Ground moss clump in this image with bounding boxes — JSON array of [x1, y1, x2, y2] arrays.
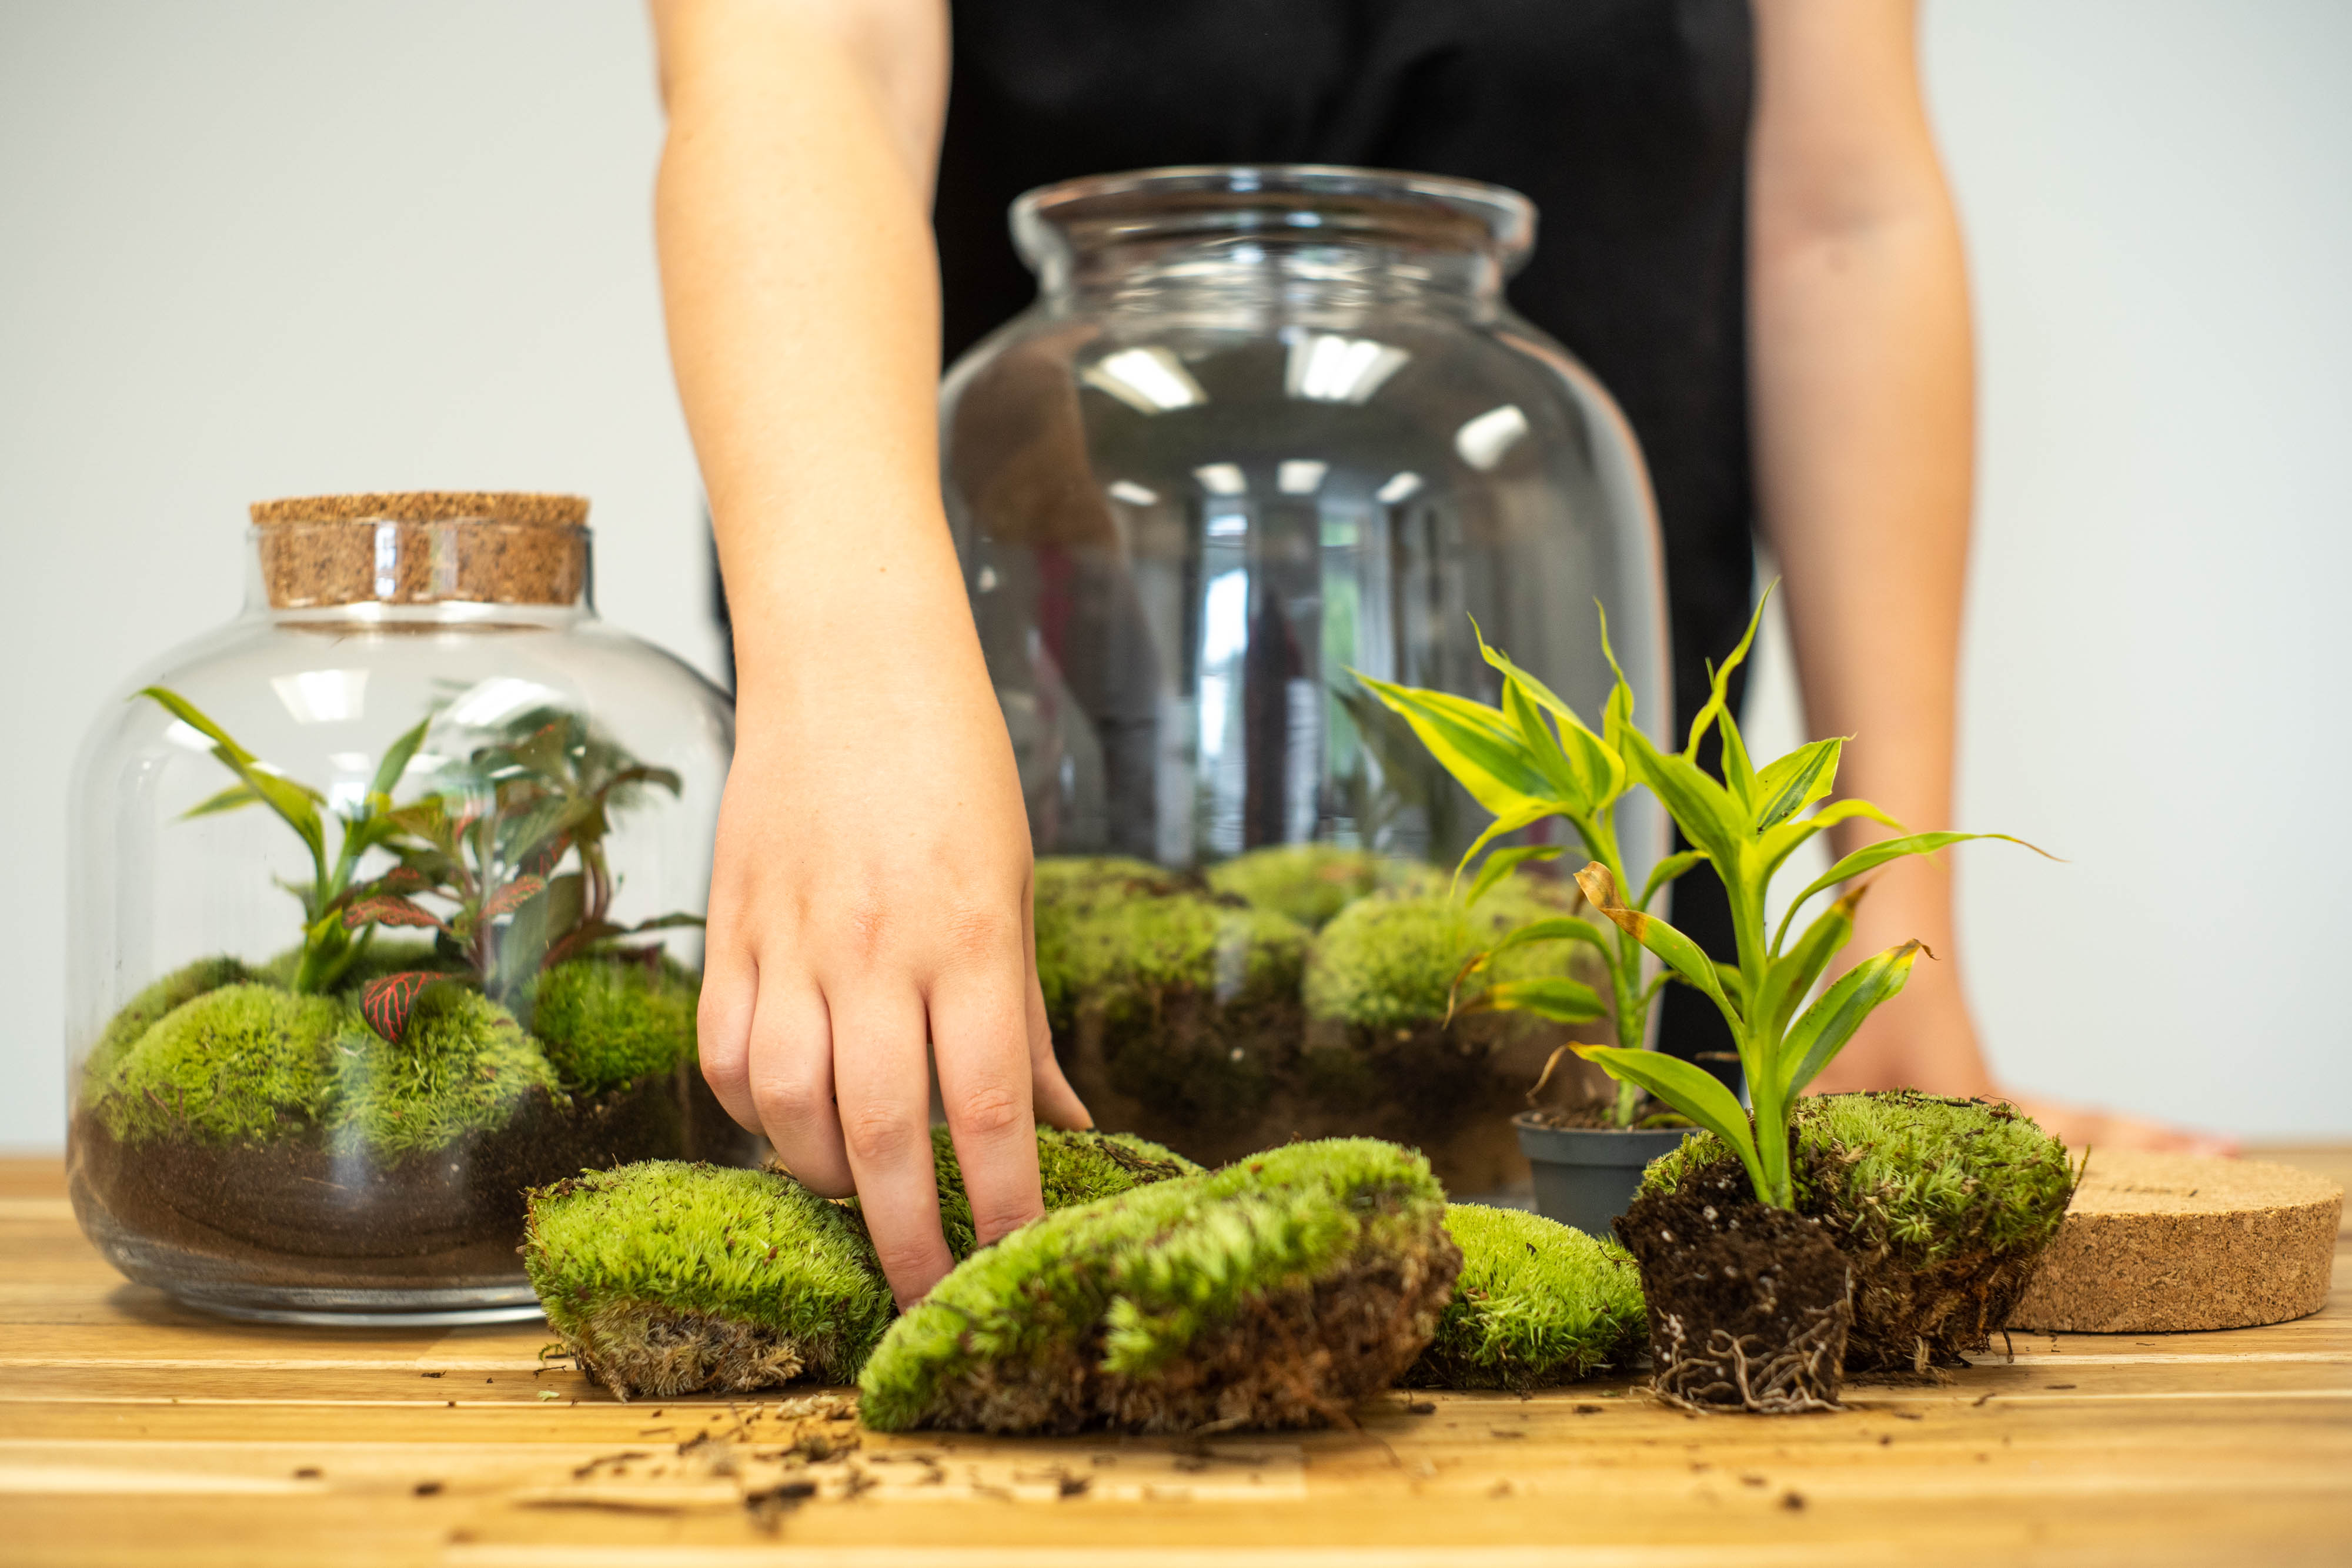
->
[[1205, 845, 1444, 931], [858, 1137, 1460, 1435], [1302, 882, 1579, 1029], [1405, 1205, 1647, 1391], [91, 983, 349, 1146], [525, 1161, 893, 1400], [922, 1125, 1201, 1259], [81, 955, 256, 1094], [532, 958, 699, 1094], [1641, 1092, 2077, 1370], [1033, 857, 1311, 1141], [325, 987, 560, 1158]]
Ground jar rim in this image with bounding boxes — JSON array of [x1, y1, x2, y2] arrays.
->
[[1011, 164, 1536, 273]]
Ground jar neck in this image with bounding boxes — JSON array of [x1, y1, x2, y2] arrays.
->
[[1037, 233, 1509, 321], [1014, 166, 1534, 325]]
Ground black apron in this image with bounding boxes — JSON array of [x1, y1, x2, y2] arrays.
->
[[933, 0, 1758, 1076]]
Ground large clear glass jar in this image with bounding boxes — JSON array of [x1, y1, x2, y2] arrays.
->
[[65, 493, 747, 1323], [943, 167, 1672, 1191]]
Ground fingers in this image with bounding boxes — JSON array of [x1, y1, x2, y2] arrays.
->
[[1025, 972, 1093, 1131], [694, 938, 761, 1136], [830, 985, 955, 1307], [745, 977, 854, 1197], [930, 955, 1044, 1252]]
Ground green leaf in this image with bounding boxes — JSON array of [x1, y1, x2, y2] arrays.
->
[[1353, 672, 1559, 815], [1465, 844, 1562, 909], [1755, 881, 1870, 1041], [138, 687, 325, 863], [1619, 724, 1748, 867], [1502, 677, 1589, 808], [1451, 797, 1566, 890], [181, 782, 262, 820], [1477, 977, 1607, 1025], [1575, 1045, 1759, 1174], [1774, 828, 2056, 949], [1778, 940, 1928, 1099], [626, 912, 707, 932], [1716, 708, 1759, 814], [1749, 737, 1842, 831], [365, 716, 433, 811], [1636, 849, 1709, 911], [1682, 587, 1769, 759], [1754, 797, 1907, 889], [1455, 915, 1615, 992], [1473, 618, 1626, 808], [1596, 601, 1639, 761], [1573, 862, 1740, 1030]]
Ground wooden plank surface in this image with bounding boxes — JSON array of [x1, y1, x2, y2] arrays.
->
[[3, 1148, 2347, 1568]]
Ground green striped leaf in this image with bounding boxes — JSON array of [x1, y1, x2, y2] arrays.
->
[[1755, 797, 1907, 891], [1575, 1045, 1759, 1177], [1478, 977, 1608, 1025], [1574, 862, 1740, 1029], [1756, 881, 1870, 1041], [1465, 844, 1562, 909], [1778, 940, 1927, 1099], [1636, 849, 1709, 911], [1354, 673, 1558, 815], [1750, 737, 1843, 831], [1620, 724, 1748, 867], [1774, 830, 2056, 948]]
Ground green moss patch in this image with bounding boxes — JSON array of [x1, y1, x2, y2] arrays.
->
[[325, 987, 560, 1158], [921, 1125, 1201, 1258], [858, 1137, 1459, 1435], [1303, 882, 1580, 1029], [1641, 1091, 2077, 1370], [533, 958, 699, 1094], [1405, 1205, 1646, 1390], [80, 955, 256, 1094], [90, 982, 349, 1146], [1205, 845, 1443, 930], [525, 1161, 893, 1400]]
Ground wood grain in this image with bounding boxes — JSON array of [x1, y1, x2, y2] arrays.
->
[[4, 1149, 2348, 1567]]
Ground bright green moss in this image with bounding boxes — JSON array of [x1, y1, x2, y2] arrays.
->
[[81, 955, 256, 1094], [923, 1125, 1201, 1258], [325, 987, 560, 1157], [524, 1161, 893, 1399], [532, 958, 699, 1094], [1205, 845, 1445, 931], [1641, 1091, 2077, 1370], [1642, 1092, 2076, 1264], [1406, 1205, 1646, 1390], [1302, 882, 1580, 1029], [1034, 862, 1309, 1032], [91, 982, 348, 1145], [858, 1138, 1455, 1433]]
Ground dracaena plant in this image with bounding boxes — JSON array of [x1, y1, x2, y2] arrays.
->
[[345, 707, 701, 1039], [1354, 614, 1692, 1128], [1565, 594, 2046, 1209], [138, 688, 430, 997]]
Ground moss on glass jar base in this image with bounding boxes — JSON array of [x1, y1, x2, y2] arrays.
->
[[68, 955, 754, 1301]]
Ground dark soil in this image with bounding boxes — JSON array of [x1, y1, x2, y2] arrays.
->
[[1519, 1096, 1681, 1131], [1058, 1002, 1554, 1189], [1615, 1166, 1852, 1413], [72, 1065, 756, 1291], [911, 1223, 1465, 1435]]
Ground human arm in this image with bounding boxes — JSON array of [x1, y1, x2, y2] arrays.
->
[[1745, 0, 2227, 1151], [648, 0, 1092, 1308]]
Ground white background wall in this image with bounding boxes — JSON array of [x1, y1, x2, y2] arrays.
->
[[2, 1, 2346, 1147]]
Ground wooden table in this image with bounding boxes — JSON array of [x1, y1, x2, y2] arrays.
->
[[6, 1149, 2348, 1568]]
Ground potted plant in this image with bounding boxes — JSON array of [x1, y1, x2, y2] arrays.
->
[[1356, 617, 1700, 1233], [1552, 600, 2042, 1410]]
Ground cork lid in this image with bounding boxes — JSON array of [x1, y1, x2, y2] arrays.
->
[[250, 492, 590, 610]]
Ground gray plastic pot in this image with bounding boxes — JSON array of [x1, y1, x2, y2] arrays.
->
[[1513, 1114, 1692, 1239]]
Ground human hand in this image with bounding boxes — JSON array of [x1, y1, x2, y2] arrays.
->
[[695, 614, 1091, 1308]]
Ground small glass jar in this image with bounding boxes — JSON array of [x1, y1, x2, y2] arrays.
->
[[65, 493, 747, 1323], [944, 167, 1672, 1191]]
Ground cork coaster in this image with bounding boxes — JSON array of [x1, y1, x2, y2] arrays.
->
[[249, 492, 589, 609], [2008, 1149, 2342, 1333]]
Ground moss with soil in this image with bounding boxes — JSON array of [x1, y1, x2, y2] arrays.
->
[[89, 982, 350, 1146], [78, 954, 258, 1092], [857, 1137, 1461, 1435], [532, 958, 700, 1094], [527, 1160, 893, 1399], [1404, 1204, 1647, 1391], [1639, 1092, 2077, 1372]]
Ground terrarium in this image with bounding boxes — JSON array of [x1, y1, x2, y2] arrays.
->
[[64, 493, 745, 1323], [943, 166, 1672, 1187]]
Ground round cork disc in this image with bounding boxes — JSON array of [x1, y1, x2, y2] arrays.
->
[[2008, 1149, 2343, 1333]]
